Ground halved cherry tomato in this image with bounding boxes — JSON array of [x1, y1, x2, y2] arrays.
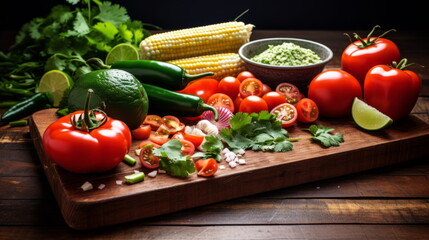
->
[[131, 124, 152, 140], [239, 78, 264, 98], [179, 139, 195, 156], [195, 158, 218, 177], [239, 95, 268, 114], [236, 71, 255, 82], [182, 132, 205, 148], [139, 144, 160, 169], [162, 115, 185, 134], [218, 76, 241, 100], [178, 78, 219, 102], [295, 98, 319, 123], [270, 103, 298, 128], [150, 125, 170, 145], [275, 83, 303, 104], [262, 91, 287, 111], [144, 115, 164, 131], [171, 131, 185, 140], [207, 93, 235, 112]]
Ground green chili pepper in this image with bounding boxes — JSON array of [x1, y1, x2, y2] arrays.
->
[[1, 92, 52, 122], [142, 83, 218, 121], [87, 58, 214, 90]]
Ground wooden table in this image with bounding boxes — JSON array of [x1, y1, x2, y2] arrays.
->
[[1, 30, 429, 239]]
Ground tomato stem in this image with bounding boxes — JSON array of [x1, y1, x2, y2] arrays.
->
[[390, 58, 424, 70], [344, 25, 396, 49], [70, 89, 108, 132]]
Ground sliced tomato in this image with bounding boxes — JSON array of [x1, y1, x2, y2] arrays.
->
[[295, 98, 319, 123], [149, 125, 170, 145], [207, 93, 235, 112], [236, 71, 255, 82], [262, 91, 287, 111], [171, 131, 185, 140], [183, 132, 205, 148], [139, 144, 160, 169], [138, 139, 161, 149], [270, 103, 298, 128], [238, 95, 268, 114], [162, 115, 185, 134], [275, 83, 303, 104], [143, 115, 164, 131], [131, 124, 152, 140], [179, 139, 195, 156], [239, 78, 264, 98], [195, 158, 218, 177]]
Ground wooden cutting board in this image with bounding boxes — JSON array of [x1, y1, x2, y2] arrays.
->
[[29, 108, 429, 230]]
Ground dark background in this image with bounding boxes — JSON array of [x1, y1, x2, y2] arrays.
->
[[1, 0, 427, 32]]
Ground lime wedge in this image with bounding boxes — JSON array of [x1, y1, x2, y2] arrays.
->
[[105, 43, 140, 65], [38, 70, 73, 107], [352, 97, 393, 131]]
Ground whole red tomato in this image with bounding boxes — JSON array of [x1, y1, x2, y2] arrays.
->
[[43, 110, 132, 174], [239, 95, 268, 114], [218, 76, 241, 100], [341, 26, 400, 87], [308, 69, 362, 118], [364, 59, 421, 121]]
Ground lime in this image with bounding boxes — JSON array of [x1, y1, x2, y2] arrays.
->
[[105, 43, 140, 65], [38, 70, 73, 107], [352, 97, 393, 131], [67, 69, 148, 130]]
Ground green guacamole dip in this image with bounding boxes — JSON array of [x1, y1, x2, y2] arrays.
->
[[251, 42, 322, 66]]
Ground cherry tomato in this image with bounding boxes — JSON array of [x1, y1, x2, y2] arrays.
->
[[182, 132, 205, 148], [178, 78, 219, 102], [341, 26, 400, 87], [179, 139, 195, 156], [364, 61, 421, 121], [261, 84, 272, 97], [207, 93, 235, 112], [270, 103, 298, 128], [295, 98, 319, 123], [195, 158, 218, 177], [162, 115, 185, 134], [239, 95, 269, 114], [149, 125, 170, 145], [171, 131, 185, 140], [144, 115, 164, 131], [262, 91, 287, 111], [139, 144, 160, 169], [308, 69, 362, 118], [218, 76, 241, 100], [131, 124, 152, 140], [239, 78, 264, 98], [234, 96, 243, 113], [275, 82, 303, 104], [236, 71, 255, 82]]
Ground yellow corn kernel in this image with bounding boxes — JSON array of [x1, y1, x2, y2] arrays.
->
[[168, 53, 246, 80], [140, 22, 253, 61]]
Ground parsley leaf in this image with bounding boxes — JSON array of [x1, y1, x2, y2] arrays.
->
[[153, 139, 195, 178], [220, 111, 294, 152], [94, 2, 130, 26], [305, 124, 344, 148], [191, 135, 224, 162]]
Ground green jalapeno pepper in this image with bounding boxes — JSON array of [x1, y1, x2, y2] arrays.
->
[[87, 58, 214, 90], [1, 92, 52, 123], [142, 83, 218, 121]]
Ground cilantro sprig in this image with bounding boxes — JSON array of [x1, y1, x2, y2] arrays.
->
[[153, 139, 195, 178], [305, 124, 344, 148], [219, 111, 296, 152]]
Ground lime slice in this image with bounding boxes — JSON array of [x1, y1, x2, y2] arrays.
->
[[105, 43, 140, 65], [352, 97, 393, 131], [38, 70, 73, 107]]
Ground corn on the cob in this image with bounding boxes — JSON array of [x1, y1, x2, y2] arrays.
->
[[140, 22, 253, 61], [168, 53, 246, 81]]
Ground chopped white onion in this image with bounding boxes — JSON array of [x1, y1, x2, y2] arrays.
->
[[81, 181, 93, 191]]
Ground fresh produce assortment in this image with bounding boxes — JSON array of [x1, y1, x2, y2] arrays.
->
[[0, 1, 422, 187]]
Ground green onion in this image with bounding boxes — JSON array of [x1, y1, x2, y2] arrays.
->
[[123, 154, 137, 166], [9, 120, 28, 127], [125, 171, 145, 184]]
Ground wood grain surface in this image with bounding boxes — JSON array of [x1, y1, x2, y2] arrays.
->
[[1, 29, 429, 239]]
